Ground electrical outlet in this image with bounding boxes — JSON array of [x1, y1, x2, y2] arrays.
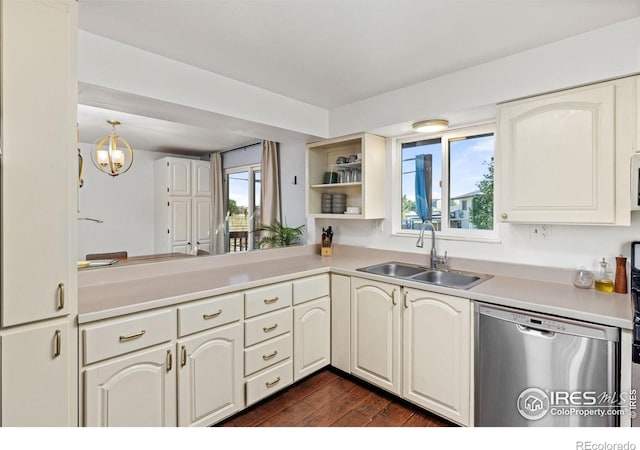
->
[[529, 224, 552, 240]]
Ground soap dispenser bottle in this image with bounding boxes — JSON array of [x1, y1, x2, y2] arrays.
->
[[595, 258, 614, 293]]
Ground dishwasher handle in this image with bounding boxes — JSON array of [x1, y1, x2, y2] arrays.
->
[[516, 323, 556, 338]]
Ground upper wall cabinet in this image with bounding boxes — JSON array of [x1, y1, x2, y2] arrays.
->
[[306, 133, 385, 219], [498, 76, 634, 225]]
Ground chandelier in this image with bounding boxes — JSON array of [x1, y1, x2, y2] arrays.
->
[[91, 120, 133, 176]]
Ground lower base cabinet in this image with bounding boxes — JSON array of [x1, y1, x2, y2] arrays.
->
[[348, 277, 472, 426], [294, 296, 331, 381], [1, 319, 75, 426], [84, 344, 177, 427], [177, 322, 244, 426], [402, 288, 471, 426]]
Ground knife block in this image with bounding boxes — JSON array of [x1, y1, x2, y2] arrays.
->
[[321, 245, 332, 257]]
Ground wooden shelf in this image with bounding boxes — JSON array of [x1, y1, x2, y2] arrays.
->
[[310, 182, 362, 189], [308, 213, 364, 219]]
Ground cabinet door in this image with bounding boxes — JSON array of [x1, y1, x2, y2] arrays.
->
[[177, 323, 243, 427], [330, 274, 350, 372], [498, 82, 615, 224], [192, 160, 211, 196], [192, 197, 211, 252], [350, 278, 401, 394], [168, 158, 191, 196], [1, 0, 75, 326], [84, 344, 176, 427], [293, 296, 330, 381], [1, 320, 74, 426], [402, 288, 471, 426], [635, 76, 640, 153], [170, 197, 192, 254]]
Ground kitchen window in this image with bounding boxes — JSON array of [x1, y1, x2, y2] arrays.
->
[[396, 123, 496, 239]]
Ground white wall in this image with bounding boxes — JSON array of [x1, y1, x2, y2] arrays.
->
[[77, 143, 198, 259], [279, 141, 307, 242]]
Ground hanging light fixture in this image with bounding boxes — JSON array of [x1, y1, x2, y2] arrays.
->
[[91, 120, 133, 176], [411, 119, 449, 133]]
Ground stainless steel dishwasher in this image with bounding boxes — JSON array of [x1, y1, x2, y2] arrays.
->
[[475, 302, 620, 426]]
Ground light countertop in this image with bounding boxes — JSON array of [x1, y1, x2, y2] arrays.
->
[[78, 245, 634, 329]]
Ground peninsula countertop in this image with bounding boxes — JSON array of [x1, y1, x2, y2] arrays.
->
[[78, 245, 633, 329]]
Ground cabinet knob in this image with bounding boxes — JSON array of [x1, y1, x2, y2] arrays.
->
[[501, 213, 508, 220]]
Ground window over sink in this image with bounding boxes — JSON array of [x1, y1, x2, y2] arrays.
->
[[396, 123, 497, 240]]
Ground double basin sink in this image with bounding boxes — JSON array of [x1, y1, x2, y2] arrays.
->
[[356, 261, 493, 290]]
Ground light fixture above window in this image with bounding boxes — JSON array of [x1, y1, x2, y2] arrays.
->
[[411, 119, 449, 133], [91, 120, 133, 177]]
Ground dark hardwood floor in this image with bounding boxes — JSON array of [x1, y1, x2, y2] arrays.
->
[[218, 368, 454, 427]]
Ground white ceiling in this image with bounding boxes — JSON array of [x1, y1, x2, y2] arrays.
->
[[77, 0, 640, 153]]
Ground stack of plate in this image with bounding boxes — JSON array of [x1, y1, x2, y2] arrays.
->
[[332, 193, 346, 213], [321, 193, 332, 213]]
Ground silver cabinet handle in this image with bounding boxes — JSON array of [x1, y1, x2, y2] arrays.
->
[[262, 350, 278, 361], [403, 290, 408, 309], [263, 324, 278, 333], [203, 309, 222, 320], [57, 283, 65, 310], [54, 329, 62, 357], [263, 297, 279, 305], [392, 289, 397, 306], [181, 345, 187, 367], [265, 376, 281, 388], [166, 350, 173, 372], [119, 330, 146, 342]]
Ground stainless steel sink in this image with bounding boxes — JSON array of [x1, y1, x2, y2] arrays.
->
[[357, 262, 425, 278], [356, 261, 492, 290]]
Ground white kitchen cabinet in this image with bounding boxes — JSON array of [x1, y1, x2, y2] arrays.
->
[[192, 160, 212, 196], [84, 343, 177, 427], [402, 288, 472, 426], [330, 274, 351, 372], [350, 278, 401, 395], [635, 75, 640, 153], [1, 319, 75, 426], [306, 133, 386, 219], [1, 0, 76, 326], [177, 323, 244, 427], [293, 296, 331, 381], [0, 0, 78, 427], [498, 76, 634, 225], [155, 157, 211, 255]]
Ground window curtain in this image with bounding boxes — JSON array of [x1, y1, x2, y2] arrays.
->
[[260, 141, 281, 232], [210, 152, 226, 255], [415, 154, 432, 222]]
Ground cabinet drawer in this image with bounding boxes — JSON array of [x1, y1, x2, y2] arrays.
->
[[245, 308, 292, 347], [245, 359, 293, 406], [292, 274, 330, 305], [244, 283, 292, 318], [82, 309, 175, 365], [244, 332, 292, 376], [177, 293, 242, 337]]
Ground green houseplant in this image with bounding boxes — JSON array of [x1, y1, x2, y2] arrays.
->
[[255, 220, 305, 248]]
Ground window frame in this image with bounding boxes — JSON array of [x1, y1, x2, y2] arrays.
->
[[392, 122, 498, 241], [225, 163, 261, 251]]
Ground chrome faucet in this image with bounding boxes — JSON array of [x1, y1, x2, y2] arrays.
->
[[416, 221, 447, 270]]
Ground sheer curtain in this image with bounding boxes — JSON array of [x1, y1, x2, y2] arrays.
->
[[210, 152, 226, 254], [260, 141, 281, 231]]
